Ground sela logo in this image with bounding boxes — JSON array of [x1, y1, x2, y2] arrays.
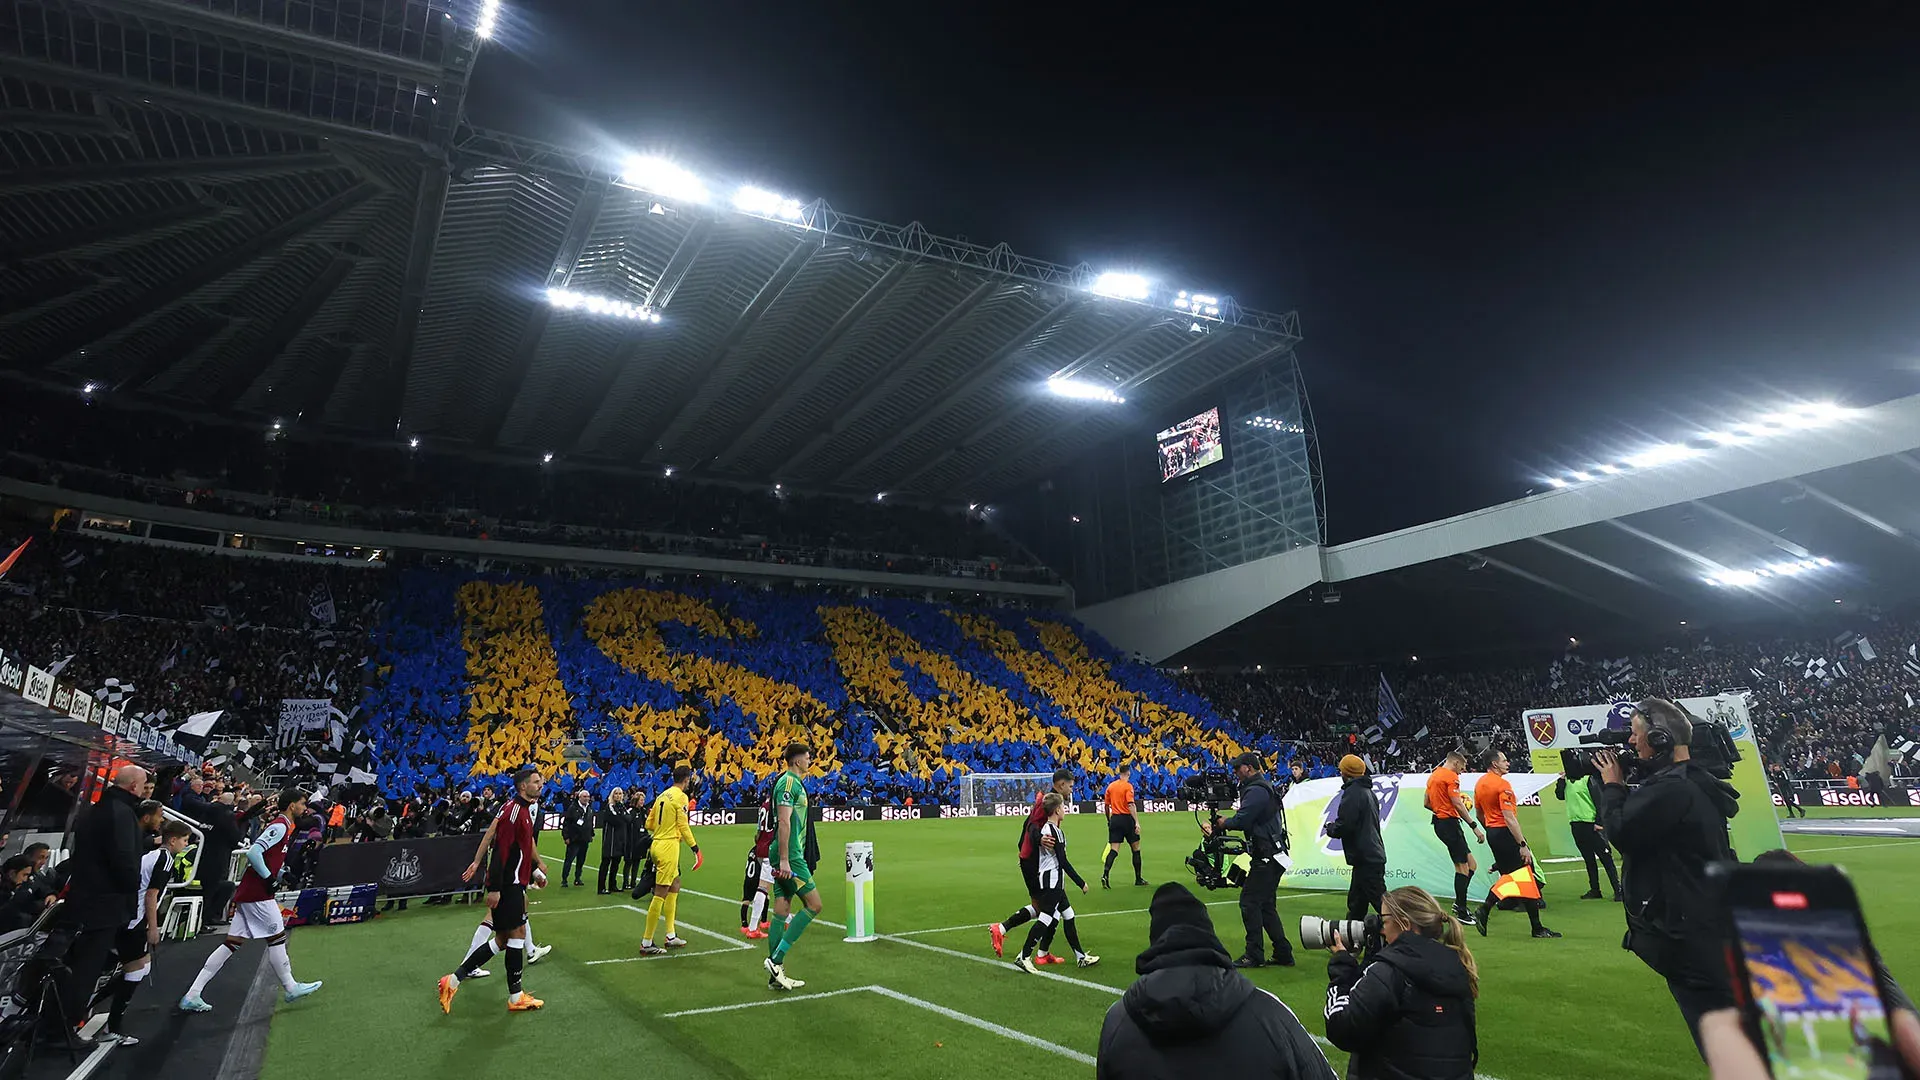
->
[[939, 805, 978, 818], [1821, 790, 1883, 807], [1527, 713, 1557, 746], [0, 656, 21, 691], [820, 807, 865, 823], [1140, 800, 1178, 814], [993, 803, 1027, 817], [50, 686, 72, 711], [689, 810, 741, 827], [879, 806, 916, 821], [383, 850, 424, 887]]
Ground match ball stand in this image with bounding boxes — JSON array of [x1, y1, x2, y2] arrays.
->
[[844, 841, 877, 942]]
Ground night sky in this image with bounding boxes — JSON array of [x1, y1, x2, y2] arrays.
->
[[465, 6, 1920, 543]]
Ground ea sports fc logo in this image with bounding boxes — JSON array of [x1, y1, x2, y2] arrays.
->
[[1527, 713, 1556, 746]]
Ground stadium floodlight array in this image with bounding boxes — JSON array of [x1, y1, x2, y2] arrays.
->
[[733, 186, 805, 221], [1174, 290, 1222, 317], [546, 287, 662, 323], [1244, 414, 1304, 433], [1047, 377, 1126, 404], [1703, 557, 1834, 588], [619, 156, 709, 203], [476, 0, 501, 38], [1541, 402, 1853, 490], [1089, 272, 1151, 301]]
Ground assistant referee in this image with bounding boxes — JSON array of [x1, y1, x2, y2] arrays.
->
[[1101, 764, 1146, 889], [1471, 751, 1558, 939], [1424, 750, 1485, 923]]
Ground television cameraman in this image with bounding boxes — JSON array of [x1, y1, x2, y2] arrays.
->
[[1593, 696, 1740, 1053], [1200, 752, 1295, 968]]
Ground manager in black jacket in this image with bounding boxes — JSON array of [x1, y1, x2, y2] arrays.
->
[[560, 789, 595, 887], [1324, 886, 1478, 1080], [1323, 755, 1387, 921], [596, 788, 632, 894], [55, 766, 151, 1026], [1099, 882, 1335, 1080]]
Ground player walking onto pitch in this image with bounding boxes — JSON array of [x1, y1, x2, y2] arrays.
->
[[640, 765, 702, 956], [1014, 794, 1098, 973], [740, 788, 776, 939], [453, 799, 554, 975], [1101, 763, 1147, 889], [438, 767, 552, 1013], [990, 767, 1075, 961], [765, 744, 821, 992], [181, 789, 324, 1013], [101, 820, 192, 1043]]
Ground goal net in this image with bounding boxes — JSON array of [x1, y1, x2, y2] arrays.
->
[[958, 772, 1052, 812]]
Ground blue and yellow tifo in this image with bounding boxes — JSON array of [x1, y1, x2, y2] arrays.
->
[[259, 816, 1920, 1080]]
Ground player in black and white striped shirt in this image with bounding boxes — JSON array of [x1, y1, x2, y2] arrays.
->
[[1012, 794, 1099, 973], [100, 820, 192, 1044]]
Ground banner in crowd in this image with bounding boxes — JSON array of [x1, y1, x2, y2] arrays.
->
[[274, 884, 380, 927], [312, 835, 480, 897], [1278, 772, 1561, 897], [278, 698, 331, 747], [1521, 693, 1784, 861]]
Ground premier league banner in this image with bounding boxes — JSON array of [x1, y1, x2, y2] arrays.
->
[[1520, 693, 1782, 862], [1279, 773, 1561, 898], [312, 835, 478, 898]]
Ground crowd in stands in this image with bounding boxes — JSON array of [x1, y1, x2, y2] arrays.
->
[[0, 384, 1052, 582]]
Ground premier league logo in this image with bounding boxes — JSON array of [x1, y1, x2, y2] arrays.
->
[[1319, 776, 1401, 856], [1528, 712, 1557, 746]]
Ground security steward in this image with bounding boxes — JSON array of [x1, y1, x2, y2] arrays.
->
[[1595, 697, 1740, 1055], [1201, 751, 1295, 968]]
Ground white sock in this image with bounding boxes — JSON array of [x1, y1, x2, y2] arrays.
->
[[188, 943, 234, 1000], [749, 892, 768, 926], [523, 919, 536, 950], [469, 922, 494, 955], [125, 966, 149, 983], [267, 942, 298, 992]]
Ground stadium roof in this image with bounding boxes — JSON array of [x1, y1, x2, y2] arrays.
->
[[0, 0, 1302, 501], [1084, 392, 1920, 666]]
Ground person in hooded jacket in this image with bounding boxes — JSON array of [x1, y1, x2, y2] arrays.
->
[[1323, 886, 1478, 1080], [1098, 882, 1335, 1080], [1323, 755, 1387, 921]]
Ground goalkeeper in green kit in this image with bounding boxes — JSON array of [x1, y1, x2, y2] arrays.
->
[[765, 744, 822, 992]]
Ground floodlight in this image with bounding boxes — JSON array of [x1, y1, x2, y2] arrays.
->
[[967, 503, 978, 512], [1046, 378, 1125, 404], [81, 382, 96, 395], [542, 452, 554, 464], [663, 467, 674, 477], [476, 0, 500, 38], [1623, 443, 1698, 469], [271, 419, 284, 431], [1090, 272, 1150, 301], [408, 437, 420, 449], [1707, 556, 1834, 588], [546, 287, 658, 322], [1544, 477, 1568, 488], [1567, 471, 1592, 482], [621, 156, 709, 203], [1597, 463, 1621, 474], [733, 186, 805, 220]]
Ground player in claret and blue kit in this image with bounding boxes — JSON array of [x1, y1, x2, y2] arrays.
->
[[180, 788, 324, 1013]]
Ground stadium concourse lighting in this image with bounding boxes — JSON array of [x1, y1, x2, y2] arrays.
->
[[546, 287, 661, 323], [733, 186, 805, 221], [1703, 556, 1834, 588], [620, 156, 708, 203], [1090, 272, 1151, 301], [1244, 415, 1304, 433], [1174, 290, 1221, 317], [1046, 377, 1125, 404], [1543, 402, 1853, 490], [475, 0, 501, 38]]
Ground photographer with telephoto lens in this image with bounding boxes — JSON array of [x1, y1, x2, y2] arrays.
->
[[1594, 697, 1740, 1054], [1201, 752, 1294, 968], [1322, 886, 1478, 1080]]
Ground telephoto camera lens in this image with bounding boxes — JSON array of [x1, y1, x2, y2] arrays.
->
[[1299, 915, 1368, 951]]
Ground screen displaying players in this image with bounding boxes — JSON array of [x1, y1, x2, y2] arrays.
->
[[1155, 407, 1225, 483], [1733, 905, 1897, 1079]]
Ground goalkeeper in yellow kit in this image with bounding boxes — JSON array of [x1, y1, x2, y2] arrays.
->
[[640, 765, 702, 956]]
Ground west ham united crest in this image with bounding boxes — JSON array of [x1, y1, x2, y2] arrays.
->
[[1528, 712, 1556, 746]]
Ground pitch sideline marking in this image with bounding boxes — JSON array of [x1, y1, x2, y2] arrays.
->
[[616, 905, 754, 951], [660, 983, 1095, 1065], [887, 891, 1322, 938], [585, 945, 738, 966]]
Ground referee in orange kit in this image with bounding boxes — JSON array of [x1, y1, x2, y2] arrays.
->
[[1101, 764, 1147, 889]]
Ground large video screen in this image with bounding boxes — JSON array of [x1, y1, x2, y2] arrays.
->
[[1156, 407, 1225, 482]]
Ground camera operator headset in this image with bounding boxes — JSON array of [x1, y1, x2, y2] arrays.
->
[[1593, 696, 1741, 1055], [1323, 886, 1479, 1080], [1200, 751, 1295, 969]]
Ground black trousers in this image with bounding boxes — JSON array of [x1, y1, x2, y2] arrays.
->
[[1346, 862, 1386, 921], [1570, 821, 1620, 894], [597, 851, 625, 892], [562, 841, 590, 883], [57, 925, 117, 1027], [1238, 858, 1293, 963], [1629, 930, 1736, 1056]]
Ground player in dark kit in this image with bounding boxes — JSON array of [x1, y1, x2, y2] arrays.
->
[[439, 767, 551, 1013], [181, 789, 324, 1013], [989, 768, 1074, 963], [740, 789, 775, 938]]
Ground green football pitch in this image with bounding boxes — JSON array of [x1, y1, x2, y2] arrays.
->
[[259, 813, 1920, 1080]]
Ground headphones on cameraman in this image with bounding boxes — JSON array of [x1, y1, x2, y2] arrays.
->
[[1637, 703, 1676, 754]]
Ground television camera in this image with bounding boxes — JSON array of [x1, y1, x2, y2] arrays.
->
[[1560, 704, 1741, 783], [1179, 771, 1249, 891]]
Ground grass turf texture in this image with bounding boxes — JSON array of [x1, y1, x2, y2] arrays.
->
[[260, 813, 1920, 1080]]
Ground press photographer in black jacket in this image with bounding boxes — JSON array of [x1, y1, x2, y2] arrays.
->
[[560, 789, 595, 887], [1594, 697, 1739, 1054], [1323, 886, 1478, 1080], [1324, 755, 1387, 921], [1099, 882, 1335, 1080]]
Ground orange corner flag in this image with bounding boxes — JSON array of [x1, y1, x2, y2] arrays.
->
[[0, 536, 29, 581], [1490, 864, 1542, 902]]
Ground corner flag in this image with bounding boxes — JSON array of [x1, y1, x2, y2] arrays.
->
[[1490, 864, 1542, 901]]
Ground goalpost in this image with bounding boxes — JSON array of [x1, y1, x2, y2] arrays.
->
[[958, 772, 1053, 812]]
